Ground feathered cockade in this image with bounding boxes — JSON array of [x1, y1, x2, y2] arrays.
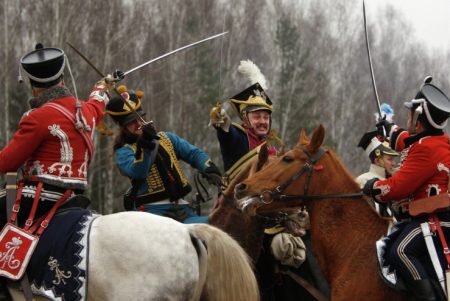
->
[[237, 59, 268, 90], [230, 60, 272, 117]]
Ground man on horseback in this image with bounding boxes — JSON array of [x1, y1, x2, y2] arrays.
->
[[106, 85, 221, 223], [356, 131, 398, 187], [210, 61, 320, 301], [363, 78, 450, 301], [209, 60, 280, 184], [356, 129, 398, 217], [0, 44, 110, 298], [0, 43, 110, 227]]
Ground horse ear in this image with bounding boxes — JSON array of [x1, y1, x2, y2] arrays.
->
[[299, 128, 310, 146], [277, 145, 286, 156], [307, 124, 325, 152], [256, 143, 269, 171]]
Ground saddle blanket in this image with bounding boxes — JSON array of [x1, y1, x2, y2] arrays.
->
[[26, 208, 99, 301]]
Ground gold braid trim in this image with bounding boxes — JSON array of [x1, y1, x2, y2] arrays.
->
[[139, 132, 189, 196], [157, 132, 188, 186]]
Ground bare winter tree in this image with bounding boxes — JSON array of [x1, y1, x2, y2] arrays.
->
[[0, 0, 449, 212]]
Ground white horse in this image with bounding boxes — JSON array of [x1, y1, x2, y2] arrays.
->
[[8, 211, 259, 301]]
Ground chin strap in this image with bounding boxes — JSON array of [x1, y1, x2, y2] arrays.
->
[[410, 99, 448, 134], [65, 55, 91, 132]]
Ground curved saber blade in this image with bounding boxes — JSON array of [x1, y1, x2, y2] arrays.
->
[[65, 42, 148, 124], [363, 0, 382, 119], [123, 31, 228, 76], [66, 42, 105, 78]]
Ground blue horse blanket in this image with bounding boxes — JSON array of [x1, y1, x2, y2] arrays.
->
[[26, 209, 99, 301]]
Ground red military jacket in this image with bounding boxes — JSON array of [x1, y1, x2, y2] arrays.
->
[[374, 127, 450, 204], [0, 85, 107, 190]]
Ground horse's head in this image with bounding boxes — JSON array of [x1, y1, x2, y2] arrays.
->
[[222, 142, 274, 198], [235, 124, 357, 216]]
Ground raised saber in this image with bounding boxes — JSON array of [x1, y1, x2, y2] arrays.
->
[[363, 0, 382, 119], [66, 42, 148, 124], [66, 42, 105, 78], [122, 31, 228, 76]]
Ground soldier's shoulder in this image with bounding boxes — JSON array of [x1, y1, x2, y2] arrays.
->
[[231, 122, 246, 133]]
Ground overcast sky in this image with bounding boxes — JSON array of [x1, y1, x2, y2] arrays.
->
[[369, 0, 450, 51]]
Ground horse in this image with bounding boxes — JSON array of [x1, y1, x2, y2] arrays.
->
[[7, 211, 259, 301], [209, 147, 327, 301], [233, 124, 407, 301]]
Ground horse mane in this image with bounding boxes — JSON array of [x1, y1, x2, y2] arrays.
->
[[223, 159, 255, 198], [223, 143, 273, 198], [324, 147, 360, 191], [234, 125, 402, 300]]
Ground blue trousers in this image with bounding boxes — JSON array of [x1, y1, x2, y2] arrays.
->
[[386, 212, 450, 283]]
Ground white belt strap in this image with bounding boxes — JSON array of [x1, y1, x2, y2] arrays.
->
[[421, 222, 447, 296]]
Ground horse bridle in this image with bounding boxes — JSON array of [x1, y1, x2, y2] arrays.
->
[[260, 146, 362, 203]]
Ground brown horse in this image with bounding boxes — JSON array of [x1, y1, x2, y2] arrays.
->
[[234, 125, 407, 301], [209, 147, 270, 260], [209, 147, 324, 301]]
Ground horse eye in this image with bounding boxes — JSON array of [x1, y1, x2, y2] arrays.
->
[[282, 156, 294, 163]]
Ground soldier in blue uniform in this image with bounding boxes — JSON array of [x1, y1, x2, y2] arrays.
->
[[209, 60, 279, 184], [107, 85, 221, 223]]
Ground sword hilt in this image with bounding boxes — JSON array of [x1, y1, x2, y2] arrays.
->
[[105, 70, 125, 83]]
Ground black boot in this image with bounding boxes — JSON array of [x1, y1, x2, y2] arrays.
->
[[0, 278, 11, 301], [406, 279, 438, 301]]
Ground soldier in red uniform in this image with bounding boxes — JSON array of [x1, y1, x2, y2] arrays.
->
[[363, 78, 450, 301], [0, 44, 110, 227]]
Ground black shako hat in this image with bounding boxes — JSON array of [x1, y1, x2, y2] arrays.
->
[[106, 85, 146, 126], [20, 43, 65, 88], [404, 78, 450, 128]]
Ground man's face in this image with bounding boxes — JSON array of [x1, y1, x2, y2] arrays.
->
[[375, 154, 397, 176], [125, 118, 144, 136], [246, 110, 271, 136]]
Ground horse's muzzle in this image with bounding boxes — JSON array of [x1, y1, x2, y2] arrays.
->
[[237, 196, 261, 216]]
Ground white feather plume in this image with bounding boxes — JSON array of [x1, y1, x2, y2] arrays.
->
[[237, 60, 268, 90]]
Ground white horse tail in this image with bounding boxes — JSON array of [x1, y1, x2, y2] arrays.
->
[[187, 224, 260, 301]]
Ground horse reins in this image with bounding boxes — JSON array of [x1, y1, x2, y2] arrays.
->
[[261, 146, 362, 203]]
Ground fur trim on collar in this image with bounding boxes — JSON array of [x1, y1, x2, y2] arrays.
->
[[28, 86, 72, 109]]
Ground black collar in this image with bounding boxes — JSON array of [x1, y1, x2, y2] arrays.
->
[[404, 128, 444, 147]]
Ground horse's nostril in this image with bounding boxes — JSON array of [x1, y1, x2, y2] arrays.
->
[[235, 183, 247, 193]]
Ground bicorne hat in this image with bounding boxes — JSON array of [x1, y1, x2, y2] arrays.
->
[[229, 60, 273, 118], [358, 131, 398, 162], [230, 83, 273, 116], [106, 85, 146, 126], [20, 43, 65, 87]]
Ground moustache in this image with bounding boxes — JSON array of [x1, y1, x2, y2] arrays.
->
[[255, 124, 268, 129]]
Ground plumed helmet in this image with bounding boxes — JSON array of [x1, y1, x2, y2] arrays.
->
[[229, 60, 272, 118], [358, 131, 398, 162], [106, 85, 146, 126], [404, 77, 450, 129], [20, 43, 65, 88]]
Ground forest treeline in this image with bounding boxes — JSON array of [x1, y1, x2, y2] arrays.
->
[[1, 0, 449, 212]]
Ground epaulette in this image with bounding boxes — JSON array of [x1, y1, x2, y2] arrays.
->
[[232, 122, 247, 133]]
